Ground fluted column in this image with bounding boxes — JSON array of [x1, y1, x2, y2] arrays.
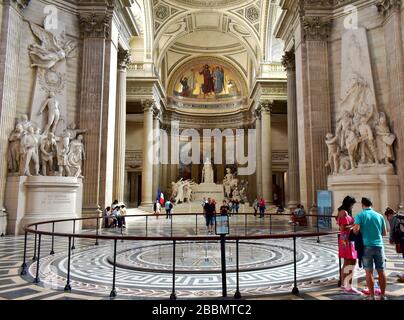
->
[[295, 15, 332, 209], [112, 49, 129, 202], [0, 0, 28, 235], [261, 101, 273, 204], [377, 0, 404, 208], [282, 51, 300, 209], [255, 110, 262, 197], [79, 10, 117, 224], [152, 110, 161, 199], [141, 100, 154, 206]]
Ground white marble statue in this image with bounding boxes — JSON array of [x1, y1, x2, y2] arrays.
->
[[8, 123, 24, 174], [375, 112, 396, 164], [345, 127, 359, 170], [183, 180, 195, 203], [357, 116, 379, 165], [57, 131, 71, 177], [201, 157, 214, 183], [28, 22, 76, 70], [38, 92, 60, 134], [17, 114, 34, 131], [223, 167, 238, 198], [20, 126, 40, 176], [40, 132, 57, 175], [65, 122, 86, 140], [325, 133, 340, 175], [67, 134, 85, 178]]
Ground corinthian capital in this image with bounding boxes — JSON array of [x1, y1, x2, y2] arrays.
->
[[376, 0, 402, 17], [302, 16, 331, 41], [259, 100, 273, 114], [282, 51, 295, 72], [142, 99, 154, 112], [118, 49, 131, 70], [79, 12, 112, 38]]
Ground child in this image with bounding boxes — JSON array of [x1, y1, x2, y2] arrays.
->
[[120, 204, 127, 228]]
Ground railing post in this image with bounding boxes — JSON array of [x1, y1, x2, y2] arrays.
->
[[50, 222, 55, 255], [32, 225, 37, 261], [269, 214, 272, 234], [317, 214, 320, 243], [33, 234, 41, 284], [95, 216, 99, 246], [171, 215, 173, 237], [244, 214, 247, 236], [338, 234, 342, 287], [71, 220, 76, 250], [195, 214, 198, 235], [292, 236, 299, 295], [64, 236, 72, 291], [110, 239, 118, 298], [146, 215, 148, 237], [20, 231, 28, 275], [234, 239, 241, 299], [170, 240, 177, 300]]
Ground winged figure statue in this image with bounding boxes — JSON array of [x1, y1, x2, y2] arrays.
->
[[28, 22, 76, 70]]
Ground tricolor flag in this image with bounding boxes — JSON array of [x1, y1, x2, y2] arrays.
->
[[159, 191, 165, 205]]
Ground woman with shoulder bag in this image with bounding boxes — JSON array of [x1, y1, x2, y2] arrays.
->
[[337, 196, 361, 294]]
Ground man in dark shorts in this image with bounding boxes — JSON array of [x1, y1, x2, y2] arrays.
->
[[204, 198, 216, 234]]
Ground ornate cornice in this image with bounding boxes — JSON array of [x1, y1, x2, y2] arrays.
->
[[302, 16, 331, 41], [117, 48, 130, 70], [79, 12, 112, 38], [376, 0, 402, 17], [282, 51, 295, 72]]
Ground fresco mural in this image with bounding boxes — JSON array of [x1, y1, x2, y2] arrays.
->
[[173, 63, 242, 100]]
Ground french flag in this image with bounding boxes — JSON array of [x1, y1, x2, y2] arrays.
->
[[157, 190, 165, 205]]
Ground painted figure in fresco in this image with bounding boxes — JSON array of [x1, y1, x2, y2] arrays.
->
[[180, 76, 190, 97], [213, 66, 225, 94], [199, 64, 214, 96]]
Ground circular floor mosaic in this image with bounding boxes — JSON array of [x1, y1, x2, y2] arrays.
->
[[107, 241, 302, 273], [27, 236, 344, 298]]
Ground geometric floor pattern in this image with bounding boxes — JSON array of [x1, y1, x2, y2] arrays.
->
[[0, 212, 403, 300]]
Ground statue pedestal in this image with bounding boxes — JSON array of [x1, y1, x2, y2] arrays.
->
[[5, 176, 82, 235], [328, 173, 399, 215], [192, 183, 224, 202]]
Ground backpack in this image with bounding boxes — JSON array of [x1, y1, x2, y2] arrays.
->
[[392, 214, 404, 243]]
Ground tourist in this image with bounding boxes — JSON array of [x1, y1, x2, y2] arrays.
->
[[111, 205, 120, 228], [201, 197, 207, 213], [228, 200, 233, 215], [276, 205, 285, 214], [204, 198, 216, 234], [385, 207, 404, 283], [234, 199, 240, 214], [120, 204, 127, 228], [353, 197, 388, 300], [258, 197, 266, 218], [220, 200, 230, 216], [153, 200, 161, 217], [289, 204, 307, 226], [165, 199, 173, 219], [336, 196, 360, 294], [104, 206, 111, 228], [253, 198, 258, 216], [111, 199, 119, 211]]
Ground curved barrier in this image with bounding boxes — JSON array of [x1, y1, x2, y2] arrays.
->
[[21, 212, 340, 299]]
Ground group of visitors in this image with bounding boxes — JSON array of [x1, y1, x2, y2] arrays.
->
[[153, 199, 174, 219], [227, 199, 240, 215], [336, 195, 404, 300], [104, 200, 127, 229], [252, 197, 267, 218]]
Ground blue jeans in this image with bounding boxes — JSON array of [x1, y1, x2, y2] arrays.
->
[[362, 246, 386, 271]]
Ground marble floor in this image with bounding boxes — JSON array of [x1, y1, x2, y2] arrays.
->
[[0, 210, 403, 300]]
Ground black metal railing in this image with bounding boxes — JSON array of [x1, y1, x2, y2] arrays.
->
[[21, 212, 339, 299]]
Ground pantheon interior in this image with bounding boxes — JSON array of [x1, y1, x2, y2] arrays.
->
[[0, 0, 403, 301]]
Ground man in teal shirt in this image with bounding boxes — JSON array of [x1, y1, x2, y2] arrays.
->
[[353, 197, 387, 300]]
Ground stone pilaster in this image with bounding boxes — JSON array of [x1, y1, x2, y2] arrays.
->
[[78, 10, 116, 224], [377, 0, 404, 207], [260, 101, 273, 204], [141, 100, 154, 206], [112, 49, 129, 202], [255, 109, 262, 198], [294, 15, 332, 209], [282, 51, 300, 209], [0, 0, 27, 235], [152, 110, 161, 199]]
